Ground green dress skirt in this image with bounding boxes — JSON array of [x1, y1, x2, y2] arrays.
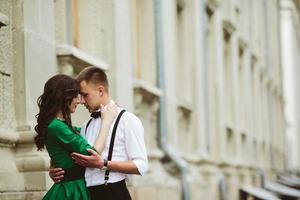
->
[[42, 119, 93, 200]]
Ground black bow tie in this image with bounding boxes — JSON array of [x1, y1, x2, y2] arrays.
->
[[90, 111, 101, 119]]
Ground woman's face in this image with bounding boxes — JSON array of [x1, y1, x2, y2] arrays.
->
[[68, 94, 81, 113]]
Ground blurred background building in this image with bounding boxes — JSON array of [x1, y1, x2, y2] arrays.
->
[[0, 0, 299, 199], [281, 0, 300, 175]]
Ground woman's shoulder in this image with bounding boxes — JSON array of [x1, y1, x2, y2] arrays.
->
[[47, 119, 68, 133]]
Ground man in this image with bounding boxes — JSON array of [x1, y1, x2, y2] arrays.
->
[[50, 67, 148, 200]]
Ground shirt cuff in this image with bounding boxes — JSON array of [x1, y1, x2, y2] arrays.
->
[[133, 159, 148, 176]]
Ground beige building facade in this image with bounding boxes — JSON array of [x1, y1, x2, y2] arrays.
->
[[0, 0, 292, 199], [281, 0, 300, 174]]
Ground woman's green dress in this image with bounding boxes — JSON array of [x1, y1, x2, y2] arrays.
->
[[42, 119, 92, 200]]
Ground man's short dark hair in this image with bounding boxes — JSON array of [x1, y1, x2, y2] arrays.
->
[[77, 66, 109, 91]]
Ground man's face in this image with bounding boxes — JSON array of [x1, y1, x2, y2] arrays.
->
[[79, 81, 104, 112]]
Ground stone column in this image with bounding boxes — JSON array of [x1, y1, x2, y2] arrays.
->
[[214, 9, 226, 162], [12, 0, 56, 198], [230, 31, 240, 163], [159, 0, 178, 146], [243, 48, 252, 166], [204, 3, 223, 162], [0, 2, 25, 197], [280, 0, 300, 173], [112, 0, 134, 111], [192, 0, 210, 158]]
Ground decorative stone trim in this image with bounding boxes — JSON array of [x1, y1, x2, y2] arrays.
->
[[225, 122, 236, 132], [0, 70, 11, 77], [239, 128, 249, 137], [218, 159, 233, 167], [281, 0, 300, 38], [186, 153, 216, 165], [17, 130, 35, 144], [133, 79, 163, 159], [238, 38, 248, 50], [133, 79, 162, 103], [56, 45, 109, 76], [206, 0, 220, 12], [16, 131, 50, 172], [177, 99, 193, 115], [0, 128, 19, 147], [266, 78, 276, 94], [147, 149, 164, 159], [223, 20, 236, 36], [0, 12, 9, 28], [0, 191, 45, 199]]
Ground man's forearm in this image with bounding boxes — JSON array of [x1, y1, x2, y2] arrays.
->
[[107, 160, 140, 175]]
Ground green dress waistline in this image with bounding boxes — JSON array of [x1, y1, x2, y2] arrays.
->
[[62, 165, 86, 183]]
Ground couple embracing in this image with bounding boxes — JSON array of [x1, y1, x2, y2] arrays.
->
[[34, 67, 148, 200]]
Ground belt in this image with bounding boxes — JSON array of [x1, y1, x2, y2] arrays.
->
[[61, 165, 85, 182]]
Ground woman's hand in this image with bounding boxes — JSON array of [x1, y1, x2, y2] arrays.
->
[[101, 100, 118, 126], [93, 100, 118, 153]]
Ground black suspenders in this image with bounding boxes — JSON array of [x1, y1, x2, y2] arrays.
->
[[105, 110, 126, 184], [85, 110, 126, 184], [85, 118, 93, 135]]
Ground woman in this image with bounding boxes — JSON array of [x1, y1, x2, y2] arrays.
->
[[34, 74, 117, 200]]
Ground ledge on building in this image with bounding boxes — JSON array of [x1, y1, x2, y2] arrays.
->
[[0, 70, 11, 77], [0, 12, 9, 28], [147, 148, 164, 160], [186, 151, 216, 165], [133, 79, 162, 103], [56, 44, 109, 76], [207, 0, 220, 12], [265, 180, 300, 199], [132, 80, 163, 160], [277, 174, 300, 190], [177, 98, 193, 117], [0, 191, 45, 200], [240, 185, 281, 200], [222, 19, 236, 37], [225, 122, 236, 132], [17, 130, 36, 144], [0, 128, 19, 147], [218, 158, 238, 168], [238, 38, 248, 51]]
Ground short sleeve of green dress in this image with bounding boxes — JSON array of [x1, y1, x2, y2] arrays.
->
[[42, 119, 93, 200]]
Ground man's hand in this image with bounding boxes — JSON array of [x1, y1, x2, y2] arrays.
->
[[49, 166, 64, 183], [71, 149, 104, 168]]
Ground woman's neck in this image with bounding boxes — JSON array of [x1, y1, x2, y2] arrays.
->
[[55, 111, 65, 120]]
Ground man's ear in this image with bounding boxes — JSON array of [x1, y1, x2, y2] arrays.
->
[[98, 85, 105, 96]]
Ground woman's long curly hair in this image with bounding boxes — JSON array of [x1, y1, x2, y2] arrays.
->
[[34, 74, 80, 151]]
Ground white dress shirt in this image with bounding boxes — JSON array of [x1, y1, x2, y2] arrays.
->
[[80, 107, 148, 187]]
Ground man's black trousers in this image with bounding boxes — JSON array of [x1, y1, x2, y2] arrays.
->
[[88, 180, 132, 200]]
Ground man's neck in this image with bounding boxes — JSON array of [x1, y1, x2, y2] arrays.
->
[[102, 97, 111, 106], [94, 97, 111, 111]]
